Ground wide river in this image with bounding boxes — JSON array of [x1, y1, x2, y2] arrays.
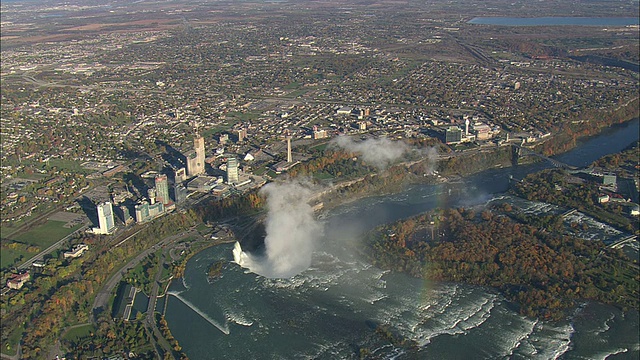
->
[[166, 119, 639, 359], [467, 17, 639, 26]]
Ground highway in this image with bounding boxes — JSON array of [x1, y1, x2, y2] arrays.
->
[[143, 251, 174, 357], [91, 228, 201, 321], [90, 228, 206, 358]]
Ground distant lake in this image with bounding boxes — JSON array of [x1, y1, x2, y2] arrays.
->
[[468, 17, 639, 26]]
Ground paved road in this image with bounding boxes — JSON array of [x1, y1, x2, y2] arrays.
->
[[91, 230, 198, 321], [144, 251, 174, 357]]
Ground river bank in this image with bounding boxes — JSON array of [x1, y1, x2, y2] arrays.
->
[[366, 205, 638, 321], [163, 117, 640, 359], [316, 116, 639, 213]]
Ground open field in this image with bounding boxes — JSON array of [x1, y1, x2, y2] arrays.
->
[[13, 220, 82, 247], [2, 323, 24, 357], [1, 220, 84, 269], [62, 324, 96, 342], [0, 247, 29, 270]]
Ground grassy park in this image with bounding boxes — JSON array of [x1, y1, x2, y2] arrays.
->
[[1, 220, 83, 269], [62, 324, 96, 342]]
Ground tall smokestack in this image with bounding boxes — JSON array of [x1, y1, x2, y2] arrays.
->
[[465, 118, 470, 136]]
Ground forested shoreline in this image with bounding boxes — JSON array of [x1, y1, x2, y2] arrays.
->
[[366, 206, 639, 321]]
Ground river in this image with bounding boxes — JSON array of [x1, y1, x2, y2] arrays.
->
[[165, 119, 639, 359], [467, 17, 640, 26]]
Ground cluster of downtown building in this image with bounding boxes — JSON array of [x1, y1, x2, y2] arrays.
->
[[90, 131, 262, 234], [90, 105, 509, 236]]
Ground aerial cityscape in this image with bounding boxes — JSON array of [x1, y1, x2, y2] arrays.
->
[[1, 0, 638, 359]]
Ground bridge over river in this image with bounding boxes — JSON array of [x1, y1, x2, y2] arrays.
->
[[513, 144, 577, 170]]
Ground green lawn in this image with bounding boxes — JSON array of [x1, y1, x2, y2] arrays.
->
[[11, 172, 46, 181], [159, 263, 173, 283], [62, 324, 95, 342], [13, 158, 89, 174], [14, 220, 82, 248], [202, 127, 225, 138], [2, 326, 24, 355], [1, 220, 83, 269], [226, 112, 260, 122], [2, 323, 24, 356], [283, 81, 301, 90], [181, 236, 198, 243], [196, 223, 210, 234], [0, 225, 17, 239], [314, 172, 335, 180], [310, 143, 329, 151], [286, 89, 309, 98], [0, 248, 30, 269], [252, 166, 268, 176]]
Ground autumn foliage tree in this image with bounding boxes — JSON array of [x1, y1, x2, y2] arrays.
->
[[367, 207, 639, 320]]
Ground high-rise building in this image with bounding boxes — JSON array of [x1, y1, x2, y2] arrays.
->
[[445, 126, 463, 144], [195, 136, 205, 164], [148, 188, 156, 205], [135, 201, 150, 223], [148, 202, 164, 218], [287, 136, 292, 163], [227, 157, 239, 185], [119, 205, 133, 224], [174, 183, 188, 203], [238, 128, 247, 143], [96, 202, 116, 234], [187, 135, 206, 177], [174, 167, 187, 184], [155, 174, 170, 205]]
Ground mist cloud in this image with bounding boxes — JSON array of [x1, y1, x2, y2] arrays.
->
[[332, 136, 410, 169], [420, 146, 439, 175], [234, 180, 322, 278]]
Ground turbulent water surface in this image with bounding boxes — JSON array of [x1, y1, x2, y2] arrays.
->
[[166, 119, 639, 359]]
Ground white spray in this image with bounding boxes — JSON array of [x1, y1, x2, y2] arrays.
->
[[332, 136, 410, 169], [332, 135, 439, 172], [234, 180, 322, 278]]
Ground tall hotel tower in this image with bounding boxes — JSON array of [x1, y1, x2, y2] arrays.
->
[[96, 202, 116, 234], [187, 134, 206, 177], [155, 174, 170, 205], [227, 157, 239, 185]]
